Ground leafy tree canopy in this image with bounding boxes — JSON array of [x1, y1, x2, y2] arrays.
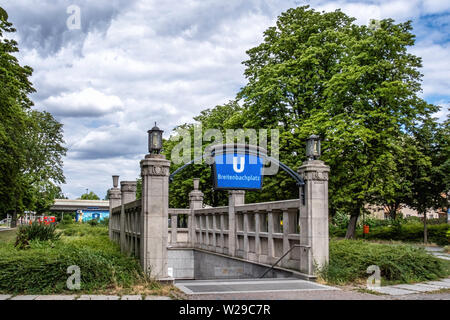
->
[[160, 6, 447, 240], [0, 7, 67, 220], [79, 191, 100, 200]]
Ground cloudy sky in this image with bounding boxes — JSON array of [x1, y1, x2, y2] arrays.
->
[[2, 0, 449, 199]]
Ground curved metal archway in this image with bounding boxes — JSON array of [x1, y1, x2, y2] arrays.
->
[[169, 145, 304, 187]]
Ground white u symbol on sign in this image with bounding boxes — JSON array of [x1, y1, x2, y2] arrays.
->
[[233, 157, 245, 173]]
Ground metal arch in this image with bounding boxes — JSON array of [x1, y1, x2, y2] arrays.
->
[[169, 152, 304, 186], [169, 156, 204, 183], [264, 155, 305, 186]]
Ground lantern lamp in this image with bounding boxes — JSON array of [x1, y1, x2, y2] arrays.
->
[[306, 134, 321, 160], [148, 122, 163, 154]]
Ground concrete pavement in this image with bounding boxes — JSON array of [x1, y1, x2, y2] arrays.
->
[[1, 295, 171, 300]]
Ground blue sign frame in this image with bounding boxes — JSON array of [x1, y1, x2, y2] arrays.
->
[[212, 153, 264, 190]]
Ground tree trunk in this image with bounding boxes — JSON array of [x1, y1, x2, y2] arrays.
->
[[345, 214, 359, 239], [423, 211, 428, 244], [388, 206, 396, 220], [10, 210, 17, 228], [386, 202, 400, 220]]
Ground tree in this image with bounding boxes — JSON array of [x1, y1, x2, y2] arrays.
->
[[1, 7, 35, 224], [0, 7, 67, 224], [236, 6, 439, 238], [163, 101, 243, 208], [404, 117, 448, 243], [79, 191, 100, 200]]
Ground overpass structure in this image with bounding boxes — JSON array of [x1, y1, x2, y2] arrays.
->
[[108, 145, 330, 284], [50, 199, 109, 212]]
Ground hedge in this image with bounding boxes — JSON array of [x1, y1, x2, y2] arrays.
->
[[0, 226, 145, 294], [330, 223, 449, 246], [318, 239, 448, 284]]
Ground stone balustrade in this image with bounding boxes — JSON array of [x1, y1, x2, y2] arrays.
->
[[191, 199, 301, 269], [123, 199, 141, 257], [168, 208, 190, 247], [110, 181, 309, 273], [110, 205, 121, 244], [111, 204, 191, 256]]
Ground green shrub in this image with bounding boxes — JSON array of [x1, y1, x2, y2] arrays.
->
[[405, 216, 422, 223], [364, 223, 449, 245], [15, 222, 61, 249], [61, 215, 74, 225], [358, 216, 392, 228], [427, 218, 448, 225], [329, 224, 347, 237], [99, 217, 109, 226], [331, 211, 350, 229], [88, 219, 99, 227], [330, 221, 449, 245], [0, 224, 144, 294], [318, 239, 447, 285], [59, 224, 108, 237]]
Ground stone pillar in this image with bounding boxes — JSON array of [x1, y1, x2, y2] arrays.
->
[[140, 154, 171, 279], [298, 160, 330, 276], [189, 178, 203, 247], [108, 175, 121, 240], [120, 181, 137, 204], [120, 181, 136, 253], [228, 190, 245, 257]]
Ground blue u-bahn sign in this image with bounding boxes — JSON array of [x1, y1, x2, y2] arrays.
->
[[212, 153, 264, 190]]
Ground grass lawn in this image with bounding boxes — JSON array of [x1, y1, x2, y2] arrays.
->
[[0, 229, 17, 243], [0, 223, 181, 297]]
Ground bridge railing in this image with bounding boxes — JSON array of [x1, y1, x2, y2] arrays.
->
[[110, 205, 121, 244], [235, 200, 301, 269], [191, 199, 301, 269], [192, 206, 229, 254], [168, 208, 190, 247], [123, 199, 142, 257], [110, 181, 302, 271], [110, 203, 191, 257]]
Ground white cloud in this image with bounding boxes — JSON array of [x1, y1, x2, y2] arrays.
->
[[410, 43, 450, 97], [432, 101, 450, 123], [43, 88, 124, 117], [3, 0, 449, 199]]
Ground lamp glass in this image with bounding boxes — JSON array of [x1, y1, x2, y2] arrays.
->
[[148, 123, 163, 154], [306, 135, 320, 160]]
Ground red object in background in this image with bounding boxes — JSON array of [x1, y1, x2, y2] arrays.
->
[[363, 224, 370, 234], [34, 216, 56, 225]]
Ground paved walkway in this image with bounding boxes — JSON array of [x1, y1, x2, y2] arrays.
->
[[423, 246, 450, 261], [175, 278, 338, 295], [1, 277, 449, 300], [370, 278, 450, 296], [0, 295, 171, 300]]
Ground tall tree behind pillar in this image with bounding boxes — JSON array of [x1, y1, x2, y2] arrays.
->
[[236, 6, 440, 238]]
